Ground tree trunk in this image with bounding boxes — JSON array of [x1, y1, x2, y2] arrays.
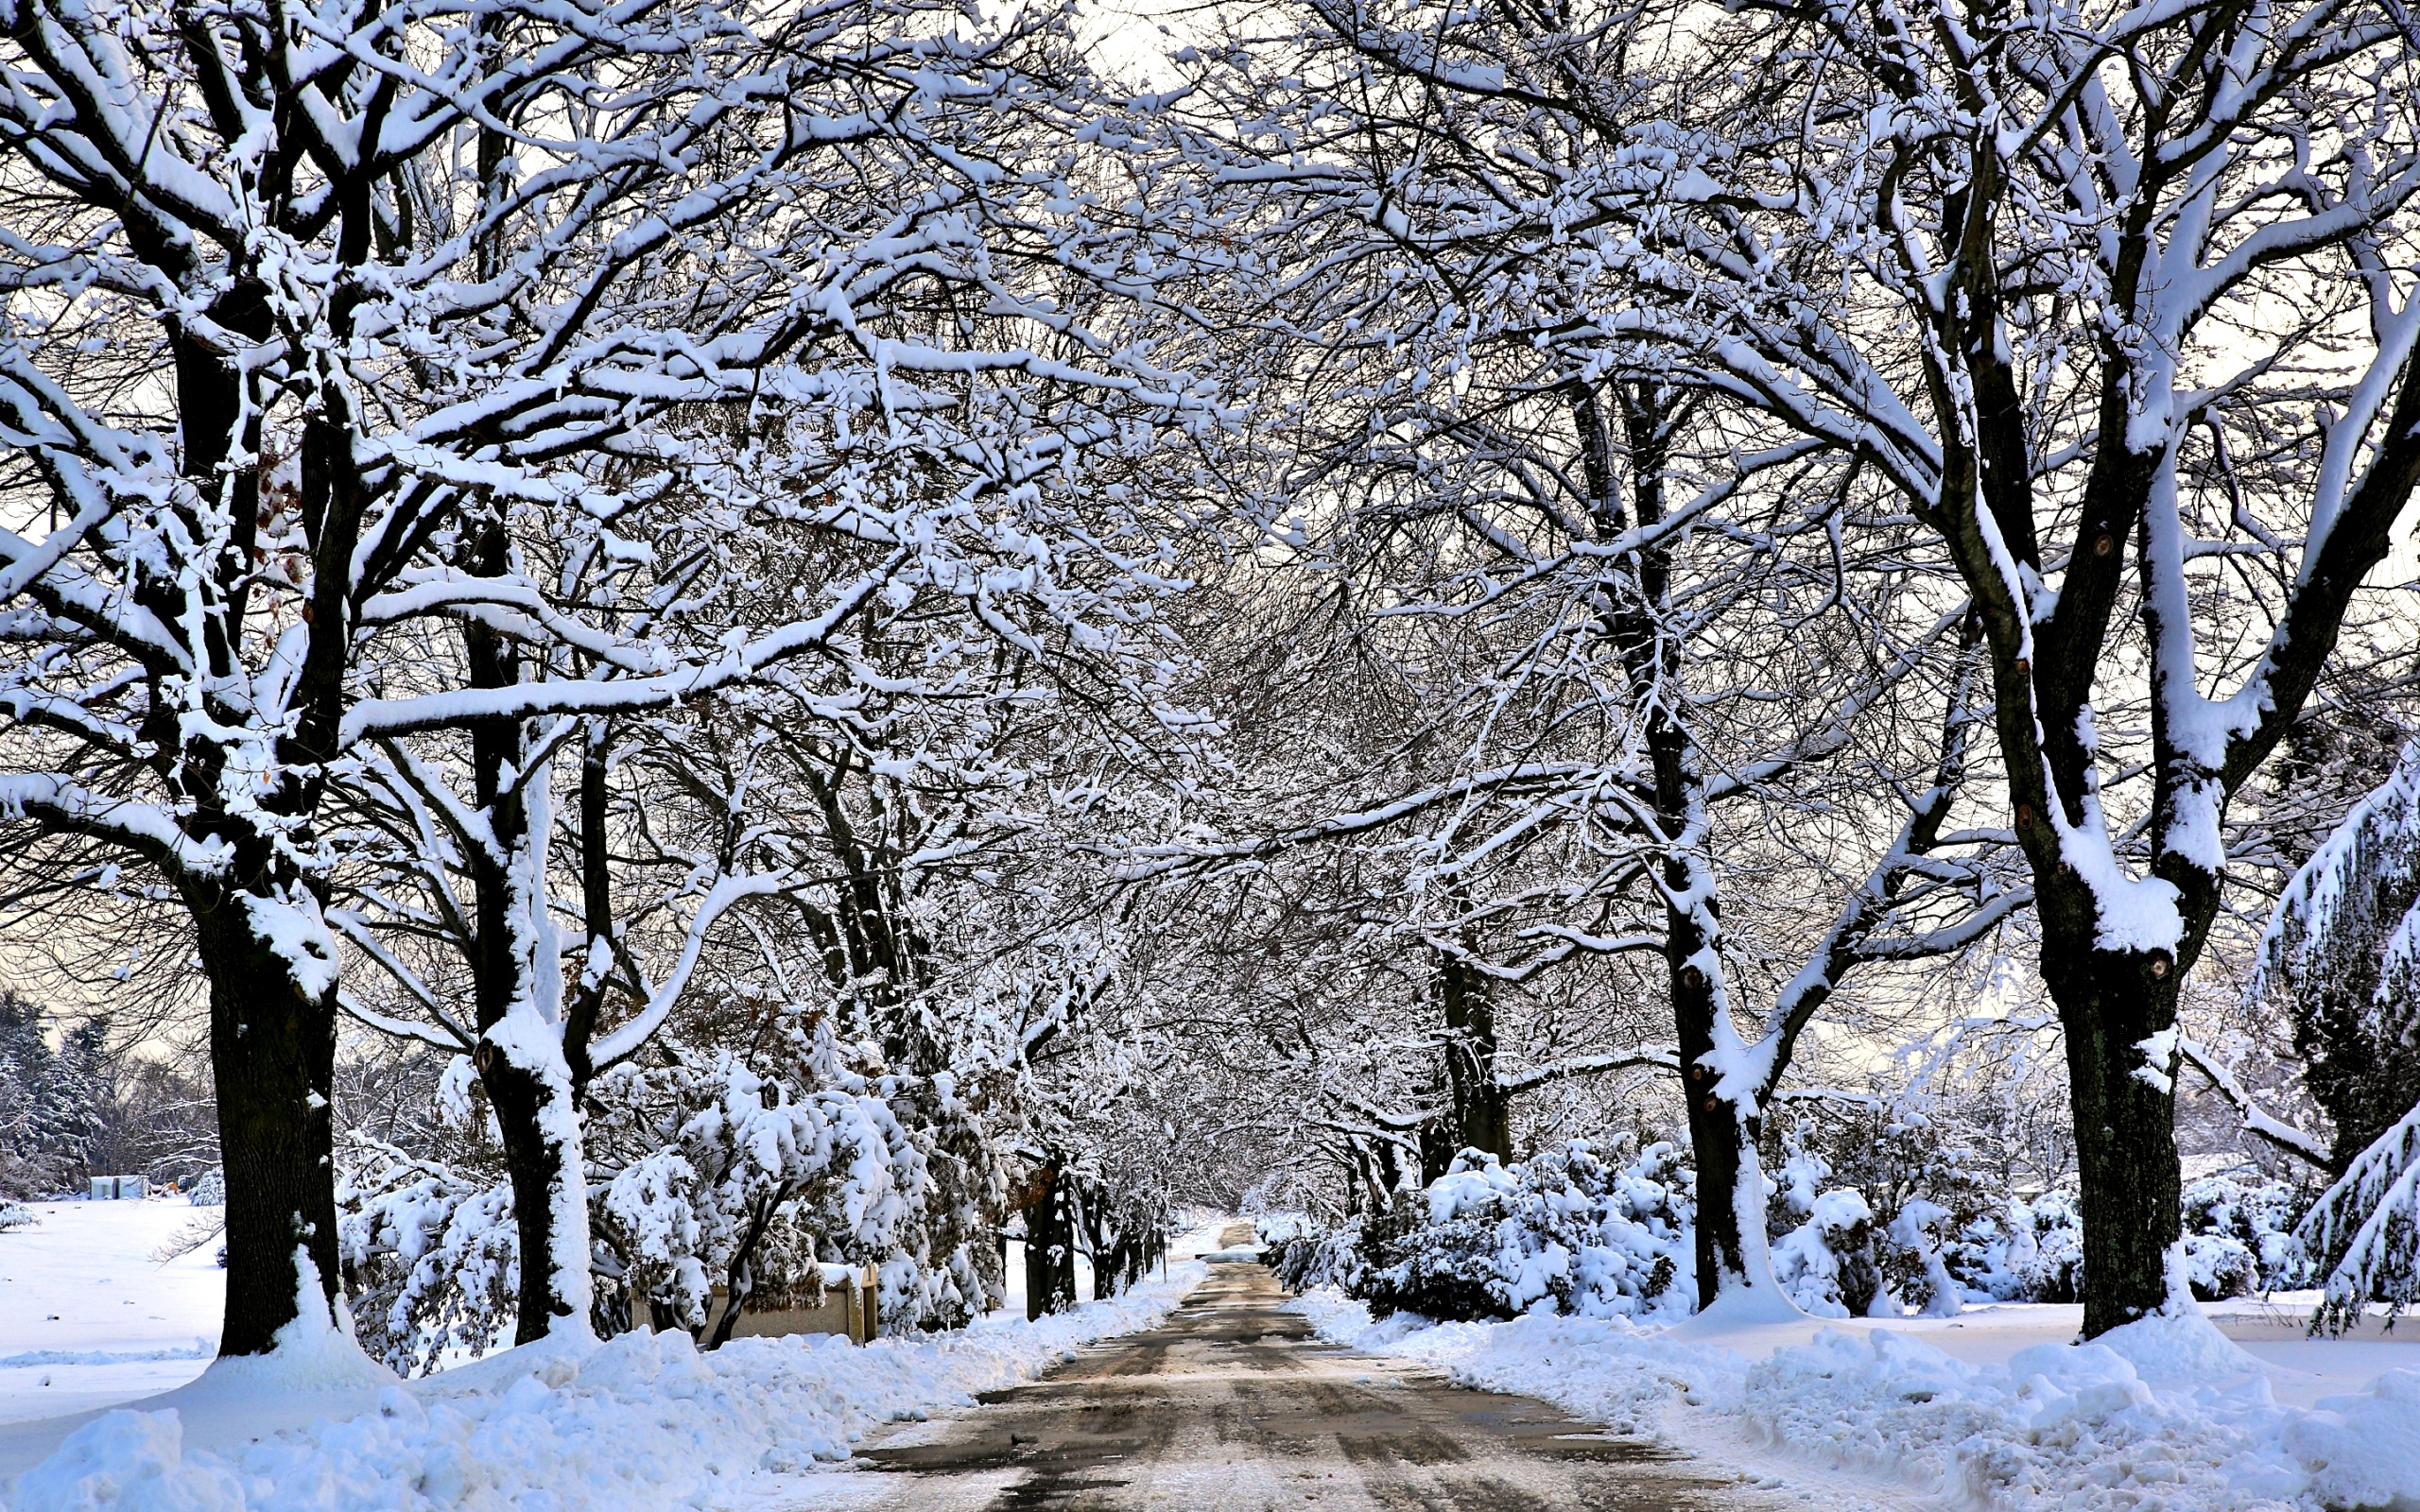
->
[[461, 525, 591, 1345], [1439, 952, 1512, 1165], [1666, 885, 1769, 1309], [479, 1040, 590, 1343], [1573, 380, 1778, 1309], [1025, 1166, 1080, 1318], [173, 285, 346, 1362], [195, 895, 342, 1357], [2046, 931, 2185, 1334]]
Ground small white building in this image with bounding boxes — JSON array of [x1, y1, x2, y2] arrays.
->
[[89, 1176, 147, 1200]]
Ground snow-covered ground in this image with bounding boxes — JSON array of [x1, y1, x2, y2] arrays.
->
[[0, 1200, 223, 1427], [1290, 1286, 2420, 1512], [0, 1215, 1227, 1510]]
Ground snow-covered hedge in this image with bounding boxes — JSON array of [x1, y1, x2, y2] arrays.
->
[[1763, 1146, 1961, 1318], [1945, 1191, 2087, 1302], [1934, 1177, 2308, 1305], [1289, 1286, 2420, 1512], [1771, 1188, 1887, 1317]]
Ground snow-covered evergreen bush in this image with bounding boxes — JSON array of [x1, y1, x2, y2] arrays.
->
[[1768, 1138, 1963, 1317], [1352, 1142, 1691, 1322], [0, 1199, 31, 1231], [185, 1170, 225, 1208], [1257, 1212, 1365, 1294], [1946, 1191, 2087, 1301], [2260, 744, 2420, 1330], [2180, 1177, 2308, 1297], [1772, 1188, 1886, 1317]]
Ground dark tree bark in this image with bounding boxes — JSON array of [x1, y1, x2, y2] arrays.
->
[[174, 284, 352, 1357], [1927, 280, 2420, 1332], [1025, 1164, 1080, 1318], [1438, 951, 1512, 1167], [459, 523, 582, 1345], [193, 892, 342, 1357], [1579, 380, 1772, 1309], [2048, 937, 2187, 1326]]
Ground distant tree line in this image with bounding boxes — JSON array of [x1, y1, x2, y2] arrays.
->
[[0, 991, 217, 1198]]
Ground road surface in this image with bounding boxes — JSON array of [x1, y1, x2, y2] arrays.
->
[[836, 1228, 1754, 1511]]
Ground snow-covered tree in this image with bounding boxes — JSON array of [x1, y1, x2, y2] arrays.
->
[[1113, 21, 2033, 1312], [1194, 0, 2420, 1334], [0, 0, 1216, 1354], [2263, 745, 2420, 1327], [0, 991, 97, 1195]]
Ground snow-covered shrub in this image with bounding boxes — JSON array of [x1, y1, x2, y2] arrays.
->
[[0, 1199, 31, 1231], [1768, 1115, 1982, 1314], [2181, 1177, 2308, 1297], [1886, 1199, 1964, 1316], [588, 1018, 1000, 1339], [1772, 1188, 1886, 1317], [2260, 743, 2420, 1329], [1353, 1141, 1691, 1322], [1946, 1191, 2087, 1301], [594, 1052, 929, 1336], [1257, 1212, 1364, 1294], [2303, 1108, 2420, 1332], [1780, 1107, 1995, 1247], [337, 1143, 520, 1375], [185, 1170, 225, 1207]]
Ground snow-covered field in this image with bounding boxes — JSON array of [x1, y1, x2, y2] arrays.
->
[[1290, 1286, 2420, 1512], [0, 1200, 223, 1427], [0, 1213, 1226, 1510]]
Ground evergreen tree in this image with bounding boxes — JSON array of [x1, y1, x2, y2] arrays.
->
[[0, 991, 96, 1197], [2264, 747, 2420, 1326]]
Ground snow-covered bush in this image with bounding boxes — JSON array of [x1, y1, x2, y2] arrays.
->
[[185, 1170, 225, 1208], [337, 1144, 520, 1375], [587, 1017, 1001, 1339], [594, 1054, 928, 1337], [2260, 745, 2420, 1329], [1257, 1212, 1365, 1294], [1766, 1116, 1983, 1315], [1886, 1199, 1964, 1317], [1946, 1191, 2087, 1302], [0, 1199, 31, 1231], [2181, 1177, 2309, 1297], [1772, 1188, 1886, 1317], [1353, 1141, 1691, 1322]]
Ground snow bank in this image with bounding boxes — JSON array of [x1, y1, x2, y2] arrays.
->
[[5, 1260, 1207, 1512], [1289, 1288, 2420, 1511]]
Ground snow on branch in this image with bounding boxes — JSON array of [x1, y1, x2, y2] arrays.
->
[[2172, 1038, 2330, 1167]]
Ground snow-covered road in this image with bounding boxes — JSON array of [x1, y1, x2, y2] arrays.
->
[[819, 1230, 1825, 1512]]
